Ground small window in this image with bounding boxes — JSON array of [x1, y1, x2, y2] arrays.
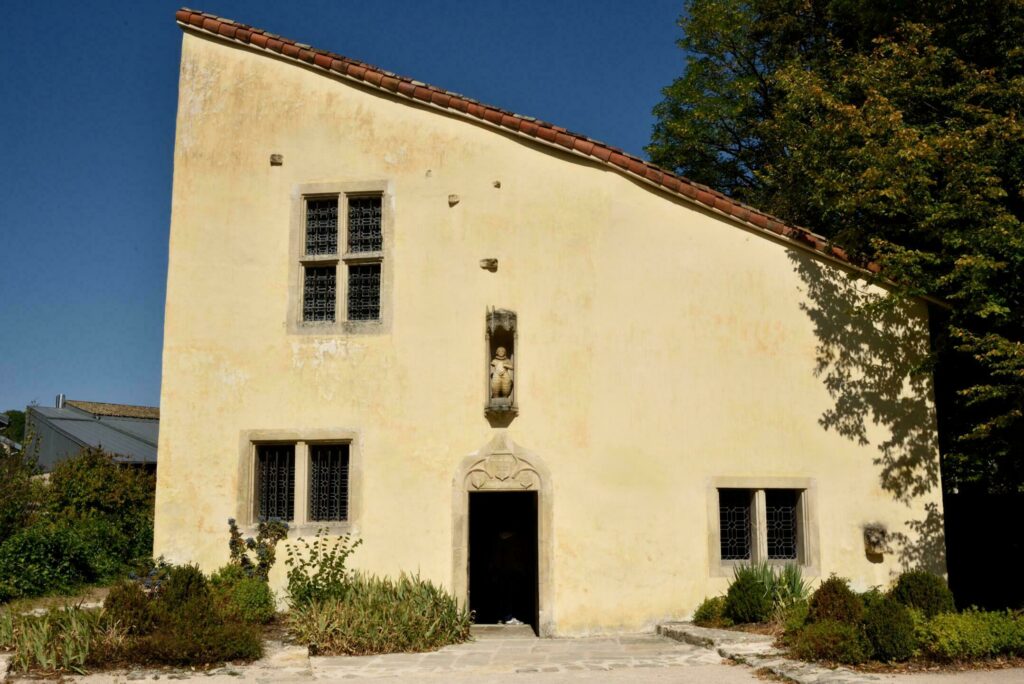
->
[[719, 489, 752, 561], [716, 487, 805, 565], [346, 196, 382, 253], [347, 263, 381, 321], [305, 198, 339, 255], [303, 266, 337, 322], [766, 489, 798, 560], [256, 445, 295, 521], [309, 444, 350, 521]]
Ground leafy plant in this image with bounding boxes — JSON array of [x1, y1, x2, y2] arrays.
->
[[285, 529, 363, 606], [918, 609, 1024, 661], [808, 575, 863, 625], [692, 596, 732, 628], [0, 523, 93, 599], [287, 571, 470, 655], [104, 581, 154, 635], [723, 565, 774, 624], [790, 619, 871, 665], [227, 518, 288, 581], [210, 564, 276, 624], [890, 570, 956, 618], [862, 591, 917, 662]]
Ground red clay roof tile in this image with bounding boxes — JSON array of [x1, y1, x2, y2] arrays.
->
[[175, 8, 862, 271]]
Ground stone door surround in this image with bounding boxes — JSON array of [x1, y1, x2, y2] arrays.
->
[[452, 432, 553, 636]]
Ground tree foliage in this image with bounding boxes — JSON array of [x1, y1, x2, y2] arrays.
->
[[649, 1, 1024, 493]]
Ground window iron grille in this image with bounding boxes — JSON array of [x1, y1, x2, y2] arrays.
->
[[303, 266, 336, 322], [719, 489, 752, 560], [347, 196, 382, 253], [309, 444, 350, 521], [766, 489, 799, 560], [256, 445, 295, 521], [347, 263, 381, 320], [305, 198, 338, 255]]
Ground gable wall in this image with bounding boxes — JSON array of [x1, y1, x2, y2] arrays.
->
[[156, 32, 944, 634]]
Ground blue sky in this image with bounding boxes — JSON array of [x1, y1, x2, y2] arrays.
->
[[0, 1, 685, 413]]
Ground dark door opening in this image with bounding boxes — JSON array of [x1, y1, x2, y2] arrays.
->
[[468, 491, 539, 634]]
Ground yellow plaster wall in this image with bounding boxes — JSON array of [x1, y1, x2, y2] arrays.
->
[[156, 32, 945, 635]]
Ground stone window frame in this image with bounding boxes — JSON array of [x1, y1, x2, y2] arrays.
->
[[236, 429, 362, 538], [706, 476, 820, 577], [287, 181, 394, 335]]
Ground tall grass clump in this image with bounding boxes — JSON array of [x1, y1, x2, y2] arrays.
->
[[287, 571, 471, 655], [721, 562, 811, 625]]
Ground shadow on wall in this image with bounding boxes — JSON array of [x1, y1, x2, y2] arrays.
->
[[790, 251, 945, 576]]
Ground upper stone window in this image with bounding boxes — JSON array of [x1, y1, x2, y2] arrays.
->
[[301, 193, 383, 323]]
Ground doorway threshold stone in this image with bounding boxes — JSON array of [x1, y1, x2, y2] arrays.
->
[[471, 623, 538, 639]]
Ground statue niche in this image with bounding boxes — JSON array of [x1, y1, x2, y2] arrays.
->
[[486, 308, 517, 417]]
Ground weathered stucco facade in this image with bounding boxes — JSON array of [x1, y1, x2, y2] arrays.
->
[[156, 16, 945, 636]]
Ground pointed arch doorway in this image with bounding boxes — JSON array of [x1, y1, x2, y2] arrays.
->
[[452, 433, 553, 636]]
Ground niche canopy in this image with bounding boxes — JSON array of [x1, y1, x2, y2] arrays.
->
[[486, 308, 517, 417]]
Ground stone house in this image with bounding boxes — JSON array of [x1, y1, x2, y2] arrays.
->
[[156, 9, 946, 636]]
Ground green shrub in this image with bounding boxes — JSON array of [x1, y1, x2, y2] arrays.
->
[[46, 448, 154, 520], [285, 529, 362, 606], [104, 581, 154, 635], [918, 609, 1024, 661], [692, 596, 732, 627], [287, 571, 470, 655], [210, 565, 276, 624], [862, 592, 916, 662], [890, 570, 955, 618], [790, 619, 871, 664], [0, 523, 93, 599], [154, 564, 208, 609], [723, 566, 774, 624], [135, 617, 263, 665], [780, 600, 810, 644], [808, 575, 863, 624]]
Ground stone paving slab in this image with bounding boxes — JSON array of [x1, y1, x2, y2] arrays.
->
[[659, 621, 882, 684]]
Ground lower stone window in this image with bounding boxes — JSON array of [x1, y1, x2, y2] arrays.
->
[[716, 487, 806, 565], [253, 441, 350, 525]]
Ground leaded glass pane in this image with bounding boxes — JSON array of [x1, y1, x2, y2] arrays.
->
[[256, 445, 294, 521], [347, 263, 380, 320], [766, 489, 799, 560], [305, 198, 338, 255], [309, 444, 350, 522], [303, 266, 336, 322], [347, 196, 382, 253], [719, 489, 752, 560]]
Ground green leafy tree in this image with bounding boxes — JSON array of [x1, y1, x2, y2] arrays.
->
[[649, 1, 1024, 494], [0, 409, 25, 443]]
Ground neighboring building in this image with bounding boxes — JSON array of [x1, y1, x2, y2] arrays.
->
[[26, 396, 159, 471], [0, 413, 21, 454], [156, 10, 946, 636]]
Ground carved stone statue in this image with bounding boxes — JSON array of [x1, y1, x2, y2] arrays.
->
[[490, 346, 514, 398]]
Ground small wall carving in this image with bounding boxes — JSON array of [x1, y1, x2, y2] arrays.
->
[[863, 523, 888, 558], [486, 308, 517, 417]]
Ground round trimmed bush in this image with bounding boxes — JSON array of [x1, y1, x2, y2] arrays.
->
[[863, 592, 916, 662], [890, 570, 955, 618], [723, 572, 773, 624], [791, 619, 871, 664], [692, 596, 731, 627], [808, 575, 863, 624], [213, 577, 276, 624], [104, 580, 155, 635]]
